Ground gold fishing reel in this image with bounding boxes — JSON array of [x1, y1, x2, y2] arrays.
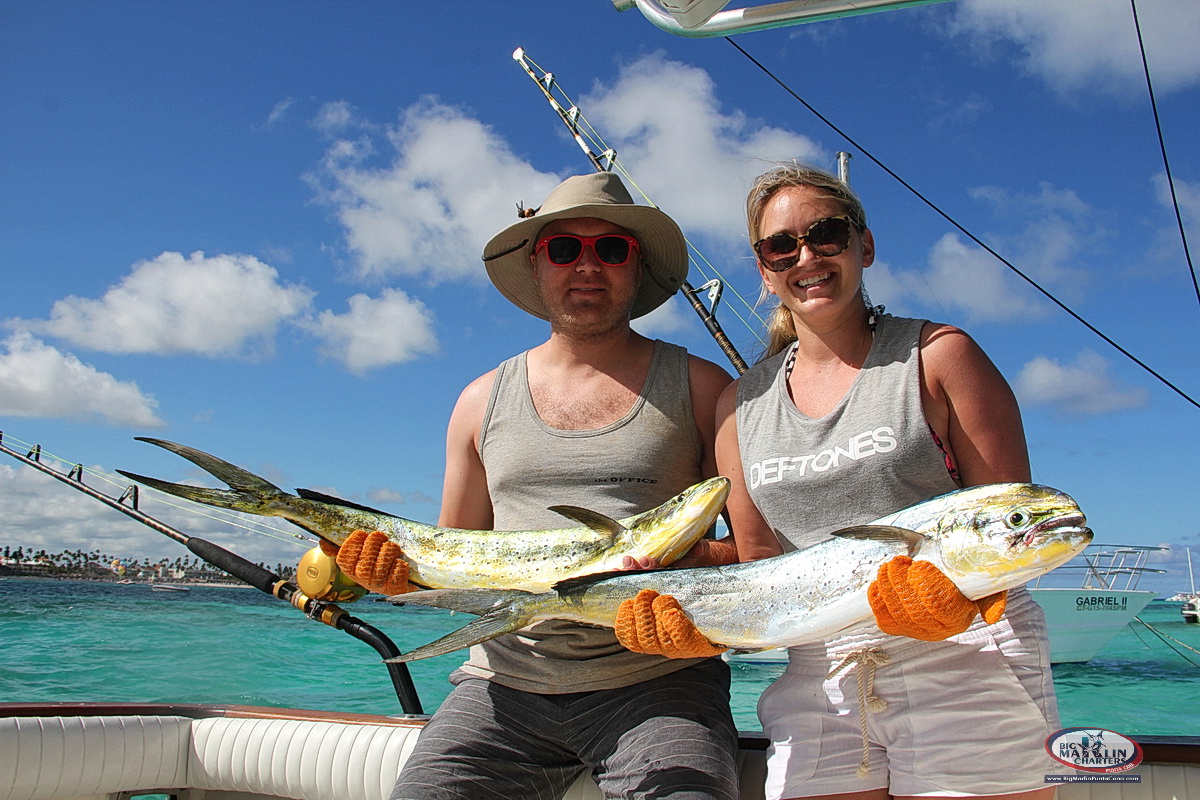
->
[[296, 546, 368, 603]]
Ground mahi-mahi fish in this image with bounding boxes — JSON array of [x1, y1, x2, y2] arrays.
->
[[117, 438, 729, 592], [386, 483, 1092, 661]]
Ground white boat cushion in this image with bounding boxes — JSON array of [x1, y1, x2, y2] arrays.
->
[[0, 715, 191, 800], [189, 716, 422, 800]]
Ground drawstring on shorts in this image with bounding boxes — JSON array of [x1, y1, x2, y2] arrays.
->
[[826, 647, 890, 777]]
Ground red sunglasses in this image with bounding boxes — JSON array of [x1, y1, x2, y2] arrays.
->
[[533, 234, 641, 267]]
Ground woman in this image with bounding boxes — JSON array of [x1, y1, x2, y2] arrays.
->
[[714, 163, 1059, 800]]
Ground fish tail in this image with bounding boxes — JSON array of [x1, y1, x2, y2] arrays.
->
[[386, 588, 542, 662], [117, 438, 301, 523]]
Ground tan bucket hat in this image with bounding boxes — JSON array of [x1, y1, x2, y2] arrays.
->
[[482, 172, 689, 320]]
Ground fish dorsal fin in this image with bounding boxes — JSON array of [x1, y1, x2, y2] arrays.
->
[[830, 524, 925, 555], [296, 488, 393, 517], [547, 505, 628, 539]]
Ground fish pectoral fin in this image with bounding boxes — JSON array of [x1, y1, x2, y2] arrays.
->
[[546, 505, 627, 539], [829, 524, 925, 555], [386, 588, 538, 663], [552, 568, 669, 594], [385, 612, 526, 663], [391, 588, 529, 617]]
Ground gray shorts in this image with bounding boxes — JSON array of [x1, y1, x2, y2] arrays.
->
[[390, 658, 739, 800]]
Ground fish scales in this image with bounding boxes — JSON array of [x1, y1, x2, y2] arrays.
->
[[118, 438, 730, 593], [389, 483, 1093, 662]]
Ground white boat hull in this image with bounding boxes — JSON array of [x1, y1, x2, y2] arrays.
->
[[1184, 597, 1200, 624], [1027, 588, 1157, 663]]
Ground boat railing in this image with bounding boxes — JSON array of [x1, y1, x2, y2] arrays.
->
[[1031, 543, 1168, 591]]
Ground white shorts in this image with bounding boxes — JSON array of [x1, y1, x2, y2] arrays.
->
[[758, 602, 1060, 798]]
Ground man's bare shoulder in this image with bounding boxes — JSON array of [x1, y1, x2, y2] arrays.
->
[[451, 367, 500, 420], [686, 353, 735, 393]]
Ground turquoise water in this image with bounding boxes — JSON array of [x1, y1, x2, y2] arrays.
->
[[3, 578, 1198, 735]]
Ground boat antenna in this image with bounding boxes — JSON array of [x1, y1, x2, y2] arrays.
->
[[0, 430, 425, 715], [513, 47, 751, 374], [724, 36, 1200, 411]]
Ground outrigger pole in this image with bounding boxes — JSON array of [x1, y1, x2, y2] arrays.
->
[[0, 431, 425, 716], [513, 47, 750, 375]]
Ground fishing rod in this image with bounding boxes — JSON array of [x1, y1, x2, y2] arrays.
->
[[513, 47, 750, 375], [0, 430, 425, 716]]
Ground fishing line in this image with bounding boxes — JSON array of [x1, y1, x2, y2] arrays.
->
[[0, 429, 426, 713], [0, 432, 312, 548], [725, 37, 1200, 411], [1130, 0, 1198, 310]]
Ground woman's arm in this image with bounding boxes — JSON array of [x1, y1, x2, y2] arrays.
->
[[921, 323, 1031, 487], [715, 380, 784, 562]]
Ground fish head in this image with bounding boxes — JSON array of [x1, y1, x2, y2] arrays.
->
[[921, 483, 1092, 597], [624, 476, 730, 566]]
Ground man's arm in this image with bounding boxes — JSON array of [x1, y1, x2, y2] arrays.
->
[[438, 371, 498, 530], [670, 355, 737, 568]]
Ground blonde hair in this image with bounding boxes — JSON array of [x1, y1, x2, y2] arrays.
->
[[746, 163, 870, 361]]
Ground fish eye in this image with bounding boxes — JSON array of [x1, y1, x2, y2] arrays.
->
[[1006, 509, 1030, 528]]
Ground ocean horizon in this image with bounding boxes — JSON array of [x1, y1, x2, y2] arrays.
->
[[3, 577, 1198, 737]]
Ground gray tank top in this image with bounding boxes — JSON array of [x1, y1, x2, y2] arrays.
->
[[453, 339, 709, 693], [736, 313, 1041, 653], [737, 314, 957, 551]]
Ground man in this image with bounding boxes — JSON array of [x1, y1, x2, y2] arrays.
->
[[353, 172, 740, 799]]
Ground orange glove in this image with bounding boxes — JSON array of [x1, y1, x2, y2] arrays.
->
[[319, 530, 413, 595], [614, 589, 726, 658], [868, 555, 1007, 641]]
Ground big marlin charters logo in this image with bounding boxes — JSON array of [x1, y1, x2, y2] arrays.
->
[[1045, 727, 1143, 784]]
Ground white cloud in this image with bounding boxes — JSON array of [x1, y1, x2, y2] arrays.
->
[[1150, 172, 1199, 268], [308, 97, 559, 282], [310, 100, 362, 136], [914, 232, 1047, 322], [583, 53, 824, 241], [363, 486, 438, 507], [10, 251, 314, 358], [861, 258, 922, 314], [307, 56, 826, 288], [967, 183, 1095, 295], [884, 182, 1098, 322], [632, 296, 692, 337], [259, 97, 294, 130], [1014, 349, 1148, 415], [0, 331, 164, 427], [951, 0, 1200, 96], [306, 289, 438, 374]]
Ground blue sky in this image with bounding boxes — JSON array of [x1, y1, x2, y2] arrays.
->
[[2, 0, 1197, 594]]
